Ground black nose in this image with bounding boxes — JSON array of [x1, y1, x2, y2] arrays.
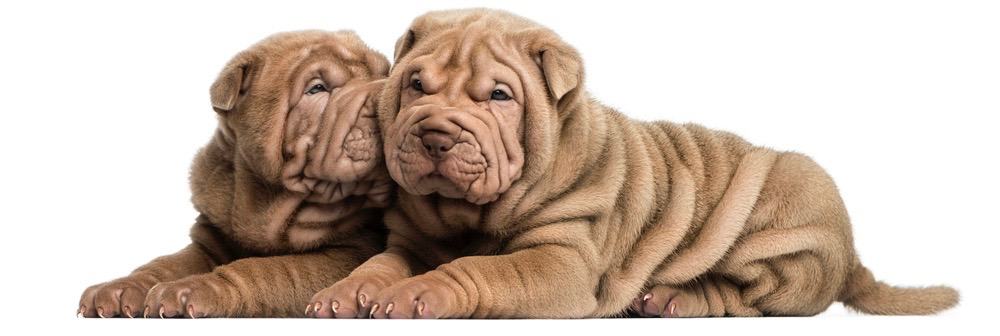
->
[[421, 131, 456, 159]]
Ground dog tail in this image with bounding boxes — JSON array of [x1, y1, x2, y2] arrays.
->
[[839, 263, 959, 315]]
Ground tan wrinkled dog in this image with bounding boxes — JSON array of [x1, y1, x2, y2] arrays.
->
[[78, 31, 392, 318], [307, 9, 959, 319]]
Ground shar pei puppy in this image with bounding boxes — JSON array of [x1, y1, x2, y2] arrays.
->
[[78, 30, 392, 318], [309, 9, 959, 318]]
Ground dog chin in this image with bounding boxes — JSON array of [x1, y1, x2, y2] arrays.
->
[[402, 171, 494, 204], [411, 174, 468, 199], [395, 143, 499, 204]]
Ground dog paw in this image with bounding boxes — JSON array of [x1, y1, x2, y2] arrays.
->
[[631, 285, 703, 318], [79, 276, 154, 318], [306, 274, 393, 318], [143, 274, 231, 318], [369, 274, 457, 319]]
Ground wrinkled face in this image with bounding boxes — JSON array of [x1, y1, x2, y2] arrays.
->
[[204, 31, 394, 252], [214, 31, 393, 221], [279, 74, 386, 206], [279, 75, 391, 247], [384, 32, 527, 204], [254, 47, 388, 211]]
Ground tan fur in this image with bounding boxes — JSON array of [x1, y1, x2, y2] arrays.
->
[[311, 9, 958, 318], [78, 31, 391, 318]]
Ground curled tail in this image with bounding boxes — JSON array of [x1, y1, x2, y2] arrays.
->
[[839, 263, 959, 315]]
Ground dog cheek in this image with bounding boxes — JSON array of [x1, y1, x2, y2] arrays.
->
[[344, 126, 378, 163], [436, 142, 489, 201], [392, 135, 432, 192]]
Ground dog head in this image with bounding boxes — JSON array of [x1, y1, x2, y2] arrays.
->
[[211, 30, 391, 206], [199, 31, 393, 251], [380, 9, 584, 205]]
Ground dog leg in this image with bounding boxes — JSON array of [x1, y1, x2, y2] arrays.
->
[[308, 245, 428, 318], [144, 235, 376, 318], [78, 222, 231, 318], [77, 223, 231, 317], [369, 219, 600, 319]]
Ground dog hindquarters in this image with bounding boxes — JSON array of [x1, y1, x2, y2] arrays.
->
[[719, 153, 854, 316], [638, 153, 854, 317], [638, 221, 849, 317]]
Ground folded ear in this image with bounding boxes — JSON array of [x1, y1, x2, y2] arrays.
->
[[210, 51, 257, 113], [527, 31, 584, 105], [393, 29, 417, 63]]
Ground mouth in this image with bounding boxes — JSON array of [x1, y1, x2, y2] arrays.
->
[[392, 131, 494, 202]]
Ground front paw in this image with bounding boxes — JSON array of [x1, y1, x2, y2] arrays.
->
[[79, 276, 154, 318], [306, 274, 392, 318], [143, 274, 232, 318], [370, 273, 459, 319]]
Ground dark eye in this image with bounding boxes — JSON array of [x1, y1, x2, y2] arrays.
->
[[411, 79, 424, 93], [306, 83, 328, 95], [490, 89, 511, 101]]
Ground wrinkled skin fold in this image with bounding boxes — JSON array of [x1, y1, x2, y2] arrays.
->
[[310, 9, 958, 319], [78, 30, 393, 318]]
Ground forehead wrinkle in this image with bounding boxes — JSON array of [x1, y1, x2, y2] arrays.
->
[[292, 46, 351, 78], [486, 36, 540, 103], [447, 30, 499, 86], [411, 34, 454, 76], [451, 22, 493, 68], [408, 42, 453, 95], [467, 46, 504, 93], [484, 36, 530, 77], [416, 35, 469, 98], [268, 45, 311, 77], [453, 37, 474, 69], [314, 43, 372, 77], [431, 37, 455, 69], [480, 34, 517, 71], [445, 65, 473, 101]]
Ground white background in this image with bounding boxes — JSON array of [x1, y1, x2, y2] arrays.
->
[[1, 0, 997, 335]]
